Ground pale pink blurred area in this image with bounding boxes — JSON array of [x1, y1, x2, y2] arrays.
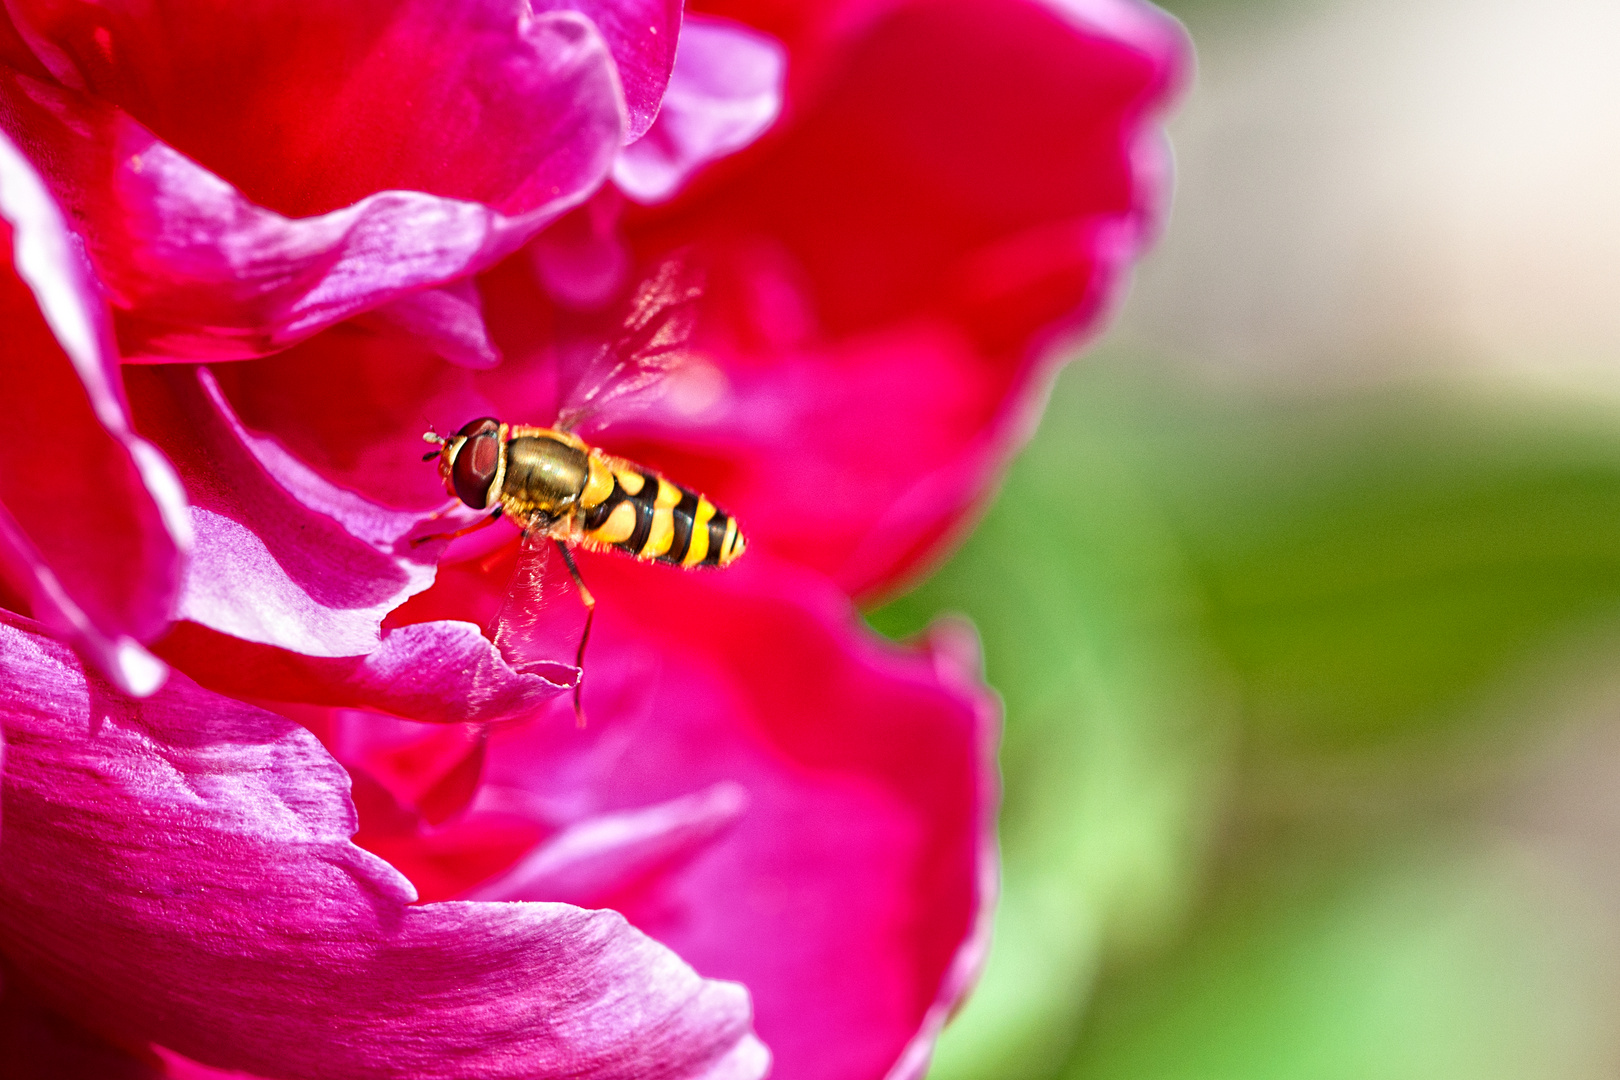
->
[[914, 2, 1620, 1078], [1119, 0, 1620, 390], [1118, 2, 1620, 1024]]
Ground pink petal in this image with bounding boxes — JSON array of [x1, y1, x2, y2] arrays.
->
[[155, 1048, 262, 1080], [0, 127, 188, 696], [127, 361, 567, 724], [536, 0, 685, 140], [0, 18, 621, 360], [620, 0, 1187, 595], [605, 317, 1014, 601], [332, 714, 495, 827], [467, 782, 752, 906], [613, 15, 787, 204], [360, 280, 503, 370], [0, 608, 769, 1080], [126, 364, 439, 657], [377, 553, 999, 1080], [157, 618, 571, 726], [7, 0, 628, 219], [530, 186, 637, 310], [206, 324, 497, 513]]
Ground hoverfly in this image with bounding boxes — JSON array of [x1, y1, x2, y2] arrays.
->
[[418, 260, 745, 724]]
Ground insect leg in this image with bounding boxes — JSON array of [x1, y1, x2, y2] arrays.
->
[[553, 541, 595, 728], [410, 505, 503, 547]]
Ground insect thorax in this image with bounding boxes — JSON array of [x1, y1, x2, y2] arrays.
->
[[500, 434, 590, 517]]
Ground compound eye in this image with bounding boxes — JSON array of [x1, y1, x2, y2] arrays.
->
[[451, 430, 501, 508], [456, 417, 500, 440]]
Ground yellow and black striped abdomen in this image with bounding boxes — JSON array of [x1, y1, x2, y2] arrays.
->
[[576, 458, 744, 568]]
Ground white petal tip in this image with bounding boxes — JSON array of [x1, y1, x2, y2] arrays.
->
[[111, 638, 168, 697]]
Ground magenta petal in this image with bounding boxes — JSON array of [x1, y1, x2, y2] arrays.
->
[[471, 555, 999, 1080], [0, 59, 619, 361], [153, 1048, 264, 1080], [613, 15, 786, 204], [205, 324, 497, 513], [530, 187, 635, 310], [127, 365, 437, 657], [361, 280, 503, 369], [0, 610, 769, 1080], [620, 321, 1009, 598], [158, 618, 571, 726], [536, 0, 684, 140], [0, 128, 188, 696], [7, 1, 629, 218], [467, 782, 751, 906]]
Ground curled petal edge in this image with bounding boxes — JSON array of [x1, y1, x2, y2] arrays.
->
[[0, 126, 188, 696], [0, 608, 768, 1080]]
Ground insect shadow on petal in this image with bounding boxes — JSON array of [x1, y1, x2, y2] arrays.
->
[[417, 257, 746, 726]]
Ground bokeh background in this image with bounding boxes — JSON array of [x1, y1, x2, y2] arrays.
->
[[872, 0, 1620, 1077]]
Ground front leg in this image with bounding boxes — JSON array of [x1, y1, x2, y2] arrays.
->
[[410, 505, 503, 547]]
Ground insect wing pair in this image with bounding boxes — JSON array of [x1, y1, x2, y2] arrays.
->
[[423, 260, 739, 722]]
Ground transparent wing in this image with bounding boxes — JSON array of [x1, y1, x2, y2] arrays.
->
[[491, 531, 586, 686], [554, 256, 706, 435]]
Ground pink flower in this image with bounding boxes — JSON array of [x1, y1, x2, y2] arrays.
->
[[0, 1, 1184, 1078], [0, 0, 672, 361]]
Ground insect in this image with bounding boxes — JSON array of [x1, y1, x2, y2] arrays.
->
[[417, 261, 745, 723]]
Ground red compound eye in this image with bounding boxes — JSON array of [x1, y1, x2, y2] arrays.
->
[[450, 419, 501, 508]]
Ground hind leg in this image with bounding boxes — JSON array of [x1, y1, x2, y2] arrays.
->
[[553, 541, 595, 728]]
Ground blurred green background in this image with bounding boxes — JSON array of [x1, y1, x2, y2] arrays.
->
[[874, 0, 1620, 1077]]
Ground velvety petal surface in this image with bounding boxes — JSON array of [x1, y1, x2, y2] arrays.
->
[[536, 0, 685, 140], [6, 0, 629, 218], [362, 280, 503, 369], [0, 59, 621, 360], [600, 318, 1018, 603], [126, 364, 438, 656], [0, 127, 187, 696], [613, 15, 786, 204], [206, 323, 493, 513], [618, 0, 1186, 595], [158, 618, 571, 726], [0, 609, 769, 1080], [366, 551, 1000, 1080]]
